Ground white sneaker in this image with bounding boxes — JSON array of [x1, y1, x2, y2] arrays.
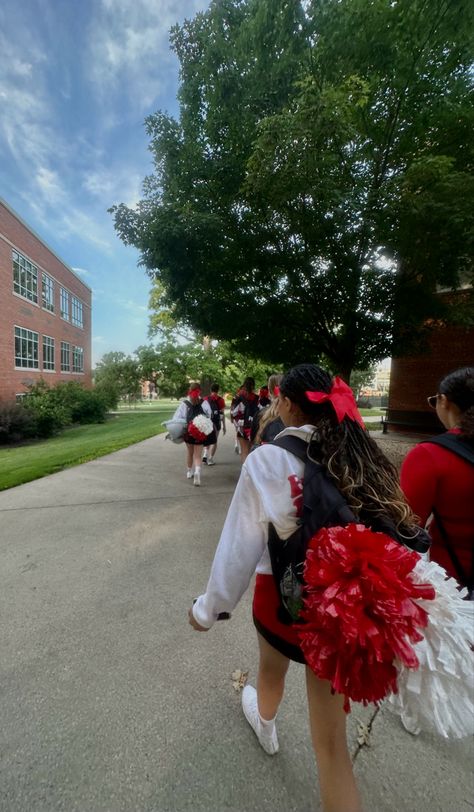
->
[[241, 685, 279, 755], [186, 470, 194, 479], [207, 457, 215, 466], [193, 471, 201, 486]]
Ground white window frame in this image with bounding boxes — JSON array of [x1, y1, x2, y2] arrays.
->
[[14, 326, 39, 369], [72, 345, 84, 373], [43, 335, 55, 371], [13, 250, 38, 303], [71, 296, 84, 328], [42, 273, 55, 312], [61, 341, 71, 372], [60, 287, 69, 320]]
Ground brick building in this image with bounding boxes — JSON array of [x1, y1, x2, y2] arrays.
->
[[0, 198, 92, 402], [386, 312, 474, 433]]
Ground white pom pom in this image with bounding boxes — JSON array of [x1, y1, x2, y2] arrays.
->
[[386, 559, 474, 739]]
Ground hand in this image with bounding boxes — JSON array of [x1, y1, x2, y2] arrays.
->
[[188, 607, 209, 631]]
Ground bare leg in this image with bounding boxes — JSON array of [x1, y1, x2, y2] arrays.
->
[[305, 668, 362, 812], [256, 632, 290, 720], [185, 443, 194, 469], [193, 445, 203, 469]]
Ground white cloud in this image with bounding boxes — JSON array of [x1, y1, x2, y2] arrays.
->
[[85, 0, 208, 112]]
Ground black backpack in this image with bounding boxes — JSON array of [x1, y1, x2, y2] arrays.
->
[[243, 396, 259, 430], [207, 397, 222, 431], [268, 435, 431, 625], [185, 399, 204, 423]]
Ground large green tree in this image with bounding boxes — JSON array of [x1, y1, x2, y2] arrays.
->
[[111, 0, 474, 381]]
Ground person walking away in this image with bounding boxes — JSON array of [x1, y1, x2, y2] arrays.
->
[[169, 383, 216, 486], [401, 367, 474, 595], [189, 363, 440, 811], [203, 383, 226, 465], [231, 377, 259, 463], [230, 387, 243, 455]]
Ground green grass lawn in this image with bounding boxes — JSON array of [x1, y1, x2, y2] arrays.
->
[[0, 411, 174, 491], [115, 399, 179, 412]]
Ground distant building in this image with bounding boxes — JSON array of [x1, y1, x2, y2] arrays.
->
[[0, 198, 92, 401]]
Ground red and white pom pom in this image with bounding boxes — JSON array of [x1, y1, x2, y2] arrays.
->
[[298, 524, 435, 712], [187, 414, 214, 442]]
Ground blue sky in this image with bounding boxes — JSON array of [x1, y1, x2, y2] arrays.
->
[[0, 0, 209, 365]]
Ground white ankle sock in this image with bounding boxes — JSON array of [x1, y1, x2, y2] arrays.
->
[[259, 713, 277, 729], [195, 466, 201, 474]]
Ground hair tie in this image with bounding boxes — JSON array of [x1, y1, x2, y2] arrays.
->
[[273, 386, 280, 396], [305, 377, 364, 428], [188, 388, 201, 399]]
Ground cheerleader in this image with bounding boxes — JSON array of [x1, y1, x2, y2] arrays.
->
[[170, 383, 215, 486], [189, 363, 473, 812], [231, 377, 259, 463]]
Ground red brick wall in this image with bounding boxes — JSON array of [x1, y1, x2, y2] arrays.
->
[[389, 323, 474, 420], [0, 200, 92, 401]]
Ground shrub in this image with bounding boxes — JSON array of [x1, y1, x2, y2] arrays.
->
[[51, 382, 109, 424], [0, 401, 37, 444], [23, 383, 70, 438]]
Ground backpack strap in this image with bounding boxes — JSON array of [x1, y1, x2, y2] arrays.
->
[[272, 434, 309, 461], [432, 507, 473, 591], [420, 433, 474, 466]]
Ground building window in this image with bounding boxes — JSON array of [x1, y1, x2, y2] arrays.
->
[[61, 341, 70, 372], [14, 326, 39, 369], [72, 345, 84, 373], [71, 296, 84, 328], [60, 287, 69, 320], [43, 335, 55, 371], [42, 273, 55, 312], [12, 250, 38, 303]]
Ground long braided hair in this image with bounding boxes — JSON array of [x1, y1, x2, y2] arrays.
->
[[279, 363, 419, 533]]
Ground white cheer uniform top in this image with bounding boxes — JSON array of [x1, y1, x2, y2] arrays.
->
[[192, 425, 316, 628]]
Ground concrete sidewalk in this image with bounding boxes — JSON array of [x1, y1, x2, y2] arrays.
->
[[0, 430, 472, 812]]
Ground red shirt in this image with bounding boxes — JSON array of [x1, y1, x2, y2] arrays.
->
[[206, 394, 225, 412], [400, 430, 474, 581]]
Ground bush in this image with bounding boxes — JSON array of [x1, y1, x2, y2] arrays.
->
[[23, 382, 70, 438], [51, 382, 109, 424], [0, 401, 37, 444], [23, 380, 109, 439], [356, 399, 373, 409]]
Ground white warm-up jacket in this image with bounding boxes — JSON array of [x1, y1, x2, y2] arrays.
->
[[192, 425, 316, 629]]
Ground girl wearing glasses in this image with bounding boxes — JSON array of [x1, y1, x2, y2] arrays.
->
[[401, 367, 474, 593]]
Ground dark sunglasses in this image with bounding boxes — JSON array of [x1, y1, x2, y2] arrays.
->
[[427, 394, 439, 409]]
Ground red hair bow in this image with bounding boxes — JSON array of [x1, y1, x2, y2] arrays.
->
[[188, 388, 201, 399], [305, 377, 364, 428]]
